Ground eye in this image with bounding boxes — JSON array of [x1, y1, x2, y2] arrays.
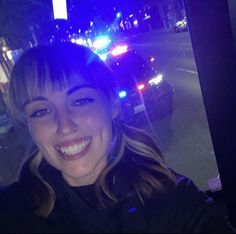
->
[[72, 98, 94, 106], [30, 108, 52, 118]]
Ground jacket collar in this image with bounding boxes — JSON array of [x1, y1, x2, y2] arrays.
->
[[37, 159, 134, 207]]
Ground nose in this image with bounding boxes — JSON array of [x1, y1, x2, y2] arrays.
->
[[56, 109, 79, 136]]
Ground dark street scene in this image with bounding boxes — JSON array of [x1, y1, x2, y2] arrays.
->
[[0, 0, 219, 190], [1, 0, 236, 232]]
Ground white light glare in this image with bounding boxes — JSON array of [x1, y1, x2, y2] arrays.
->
[[6, 51, 13, 60], [52, 0, 68, 20], [2, 46, 7, 52], [111, 45, 128, 56], [150, 56, 155, 62], [99, 53, 108, 61], [75, 38, 86, 45], [93, 36, 111, 50], [148, 74, 163, 86], [87, 38, 92, 47], [133, 20, 138, 26]]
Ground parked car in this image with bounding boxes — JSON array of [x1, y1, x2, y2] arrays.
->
[[69, 34, 174, 127], [106, 46, 174, 127], [174, 16, 188, 33]]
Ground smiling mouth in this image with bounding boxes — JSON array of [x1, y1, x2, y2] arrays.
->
[[56, 137, 92, 160]]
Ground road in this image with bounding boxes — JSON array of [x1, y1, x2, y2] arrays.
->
[[125, 30, 220, 191]]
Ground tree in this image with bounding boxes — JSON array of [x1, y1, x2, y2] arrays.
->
[[0, 0, 52, 49]]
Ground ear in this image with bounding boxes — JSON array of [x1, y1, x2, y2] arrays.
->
[[111, 98, 120, 120]]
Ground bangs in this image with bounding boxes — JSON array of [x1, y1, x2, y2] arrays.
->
[[10, 56, 78, 123], [9, 43, 117, 124], [22, 59, 77, 104]]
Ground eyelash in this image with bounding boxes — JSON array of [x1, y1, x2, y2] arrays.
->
[[72, 98, 94, 106], [29, 98, 94, 118], [30, 108, 51, 118]]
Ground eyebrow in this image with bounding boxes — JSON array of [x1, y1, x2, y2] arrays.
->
[[66, 84, 96, 95], [22, 84, 97, 108], [23, 96, 48, 108]]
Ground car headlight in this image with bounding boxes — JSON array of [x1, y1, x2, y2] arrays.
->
[[148, 74, 163, 86]]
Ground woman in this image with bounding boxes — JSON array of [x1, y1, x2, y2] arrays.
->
[[0, 43, 233, 233]]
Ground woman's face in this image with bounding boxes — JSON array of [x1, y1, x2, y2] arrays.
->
[[24, 78, 119, 186]]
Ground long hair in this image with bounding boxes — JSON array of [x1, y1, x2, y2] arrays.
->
[[8, 42, 176, 217]]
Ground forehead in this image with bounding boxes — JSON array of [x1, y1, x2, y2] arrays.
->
[[28, 72, 89, 95], [34, 80, 97, 96]]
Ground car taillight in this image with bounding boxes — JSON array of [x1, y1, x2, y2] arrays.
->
[[137, 83, 145, 91]]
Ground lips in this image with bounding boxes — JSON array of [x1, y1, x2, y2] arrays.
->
[[55, 137, 92, 160]]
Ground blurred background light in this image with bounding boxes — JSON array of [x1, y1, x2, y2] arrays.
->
[[119, 90, 127, 99], [111, 44, 128, 56], [98, 53, 108, 61], [148, 74, 163, 86], [93, 35, 111, 50], [52, 0, 68, 20], [137, 83, 145, 90]]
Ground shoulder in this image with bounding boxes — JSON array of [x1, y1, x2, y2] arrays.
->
[[174, 174, 212, 200], [165, 174, 215, 215], [147, 174, 232, 232]]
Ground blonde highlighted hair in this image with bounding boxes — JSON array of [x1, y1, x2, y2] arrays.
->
[[27, 122, 176, 218], [8, 43, 176, 218]]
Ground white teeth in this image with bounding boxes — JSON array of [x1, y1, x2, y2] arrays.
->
[[58, 139, 90, 156]]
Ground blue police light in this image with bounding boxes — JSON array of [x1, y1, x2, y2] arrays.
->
[[118, 90, 127, 99], [116, 12, 121, 19], [93, 35, 111, 51]]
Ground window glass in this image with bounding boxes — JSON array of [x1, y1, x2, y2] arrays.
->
[[0, 0, 221, 192], [121, 1, 221, 192]]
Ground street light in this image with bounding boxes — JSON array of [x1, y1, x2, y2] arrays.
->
[[52, 0, 68, 20]]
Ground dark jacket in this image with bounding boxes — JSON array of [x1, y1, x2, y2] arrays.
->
[[0, 158, 234, 233]]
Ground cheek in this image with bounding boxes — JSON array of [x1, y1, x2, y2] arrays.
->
[[95, 111, 113, 146], [82, 107, 113, 144], [74, 102, 113, 130], [28, 121, 54, 145], [90, 107, 112, 131]]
